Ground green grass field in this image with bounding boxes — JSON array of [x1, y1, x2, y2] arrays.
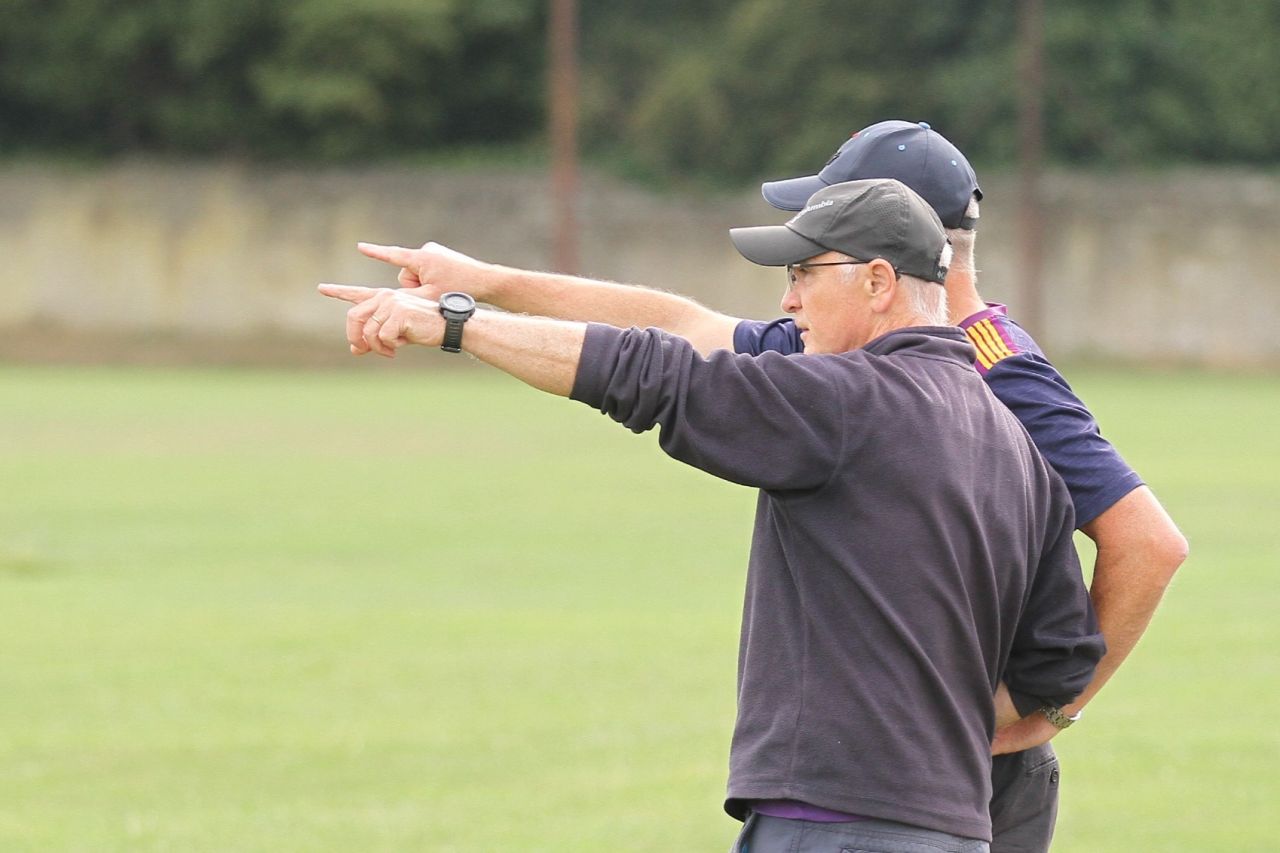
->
[[1, 361, 1276, 851]]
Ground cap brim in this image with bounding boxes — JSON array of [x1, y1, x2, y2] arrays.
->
[[730, 225, 828, 267], [761, 175, 829, 212]]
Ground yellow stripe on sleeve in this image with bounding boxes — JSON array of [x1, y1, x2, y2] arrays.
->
[[964, 325, 998, 369], [973, 319, 1015, 362]]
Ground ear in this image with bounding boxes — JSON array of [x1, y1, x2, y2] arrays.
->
[[865, 259, 898, 314]]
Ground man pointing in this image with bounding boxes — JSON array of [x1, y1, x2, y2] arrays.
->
[[350, 119, 1188, 851], [321, 179, 1105, 851]]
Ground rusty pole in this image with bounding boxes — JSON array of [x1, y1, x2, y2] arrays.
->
[[1017, 0, 1046, 336], [549, 0, 580, 274]]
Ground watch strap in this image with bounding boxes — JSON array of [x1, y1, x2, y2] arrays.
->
[[1039, 705, 1082, 730], [442, 317, 465, 353], [437, 292, 475, 353]]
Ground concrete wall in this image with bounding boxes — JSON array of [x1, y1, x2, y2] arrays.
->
[[977, 171, 1280, 366], [1, 161, 1277, 365]]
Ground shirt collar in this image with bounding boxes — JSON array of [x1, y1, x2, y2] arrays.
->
[[958, 302, 1008, 330]]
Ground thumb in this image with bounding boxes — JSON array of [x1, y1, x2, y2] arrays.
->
[[317, 283, 378, 304]]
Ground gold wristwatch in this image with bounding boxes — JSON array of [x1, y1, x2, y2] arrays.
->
[[1039, 705, 1083, 729]]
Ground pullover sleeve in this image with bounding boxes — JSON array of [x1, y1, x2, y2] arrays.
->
[[1004, 476, 1108, 715], [570, 324, 851, 492]]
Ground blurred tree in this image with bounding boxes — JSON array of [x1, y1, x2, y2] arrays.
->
[[0, 0, 542, 159], [0, 0, 1276, 175], [248, 0, 543, 158], [594, 0, 1018, 182], [1045, 0, 1203, 163], [576, 0, 739, 173], [1141, 0, 1280, 163], [581, 0, 1280, 180]]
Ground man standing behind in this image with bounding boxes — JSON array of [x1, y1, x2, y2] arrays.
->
[[354, 120, 1188, 851], [740, 120, 1188, 850], [320, 179, 1104, 851]]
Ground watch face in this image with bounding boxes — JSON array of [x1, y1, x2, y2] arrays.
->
[[441, 293, 474, 312]]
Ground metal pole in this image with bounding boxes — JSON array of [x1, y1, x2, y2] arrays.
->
[[1017, 0, 1046, 336], [549, 0, 579, 274]]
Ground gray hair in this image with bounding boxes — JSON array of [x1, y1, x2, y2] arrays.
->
[[944, 197, 980, 276], [899, 276, 949, 325]]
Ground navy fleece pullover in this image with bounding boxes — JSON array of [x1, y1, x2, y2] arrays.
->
[[570, 323, 1104, 841]]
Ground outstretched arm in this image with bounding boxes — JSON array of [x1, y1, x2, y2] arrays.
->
[[355, 242, 743, 354], [318, 283, 846, 492], [317, 283, 585, 396]]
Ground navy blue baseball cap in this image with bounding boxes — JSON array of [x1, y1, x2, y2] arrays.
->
[[761, 120, 982, 230]]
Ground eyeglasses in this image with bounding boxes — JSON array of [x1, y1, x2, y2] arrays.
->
[[785, 259, 866, 288]]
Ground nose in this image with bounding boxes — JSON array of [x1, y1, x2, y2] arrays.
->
[[780, 284, 800, 315]]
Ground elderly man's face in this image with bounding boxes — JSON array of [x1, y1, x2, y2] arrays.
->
[[780, 250, 872, 354]]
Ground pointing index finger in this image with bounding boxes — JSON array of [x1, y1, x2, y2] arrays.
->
[[357, 242, 418, 268], [318, 283, 377, 304]]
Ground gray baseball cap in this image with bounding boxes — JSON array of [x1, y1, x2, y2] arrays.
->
[[730, 179, 951, 284]]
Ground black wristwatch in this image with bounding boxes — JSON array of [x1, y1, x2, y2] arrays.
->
[[438, 292, 477, 353]]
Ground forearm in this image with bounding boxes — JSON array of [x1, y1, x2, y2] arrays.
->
[[992, 548, 1172, 754], [1066, 490, 1187, 709], [354, 240, 741, 353], [1001, 563, 1154, 728], [992, 487, 1186, 755], [481, 265, 739, 354], [1005, 486, 1185, 718], [463, 309, 586, 397], [318, 283, 587, 396]]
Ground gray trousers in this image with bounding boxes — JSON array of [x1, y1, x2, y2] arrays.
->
[[989, 743, 1060, 853], [730, 814, 989, 853]]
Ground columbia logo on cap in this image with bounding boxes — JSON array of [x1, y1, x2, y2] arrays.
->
[[789, 198, 835, 225]]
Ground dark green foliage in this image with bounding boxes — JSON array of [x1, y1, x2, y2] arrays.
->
[[599, 0, 1280, 181], [0, 0, 543, 159], [0, 0, 1276, 174]]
